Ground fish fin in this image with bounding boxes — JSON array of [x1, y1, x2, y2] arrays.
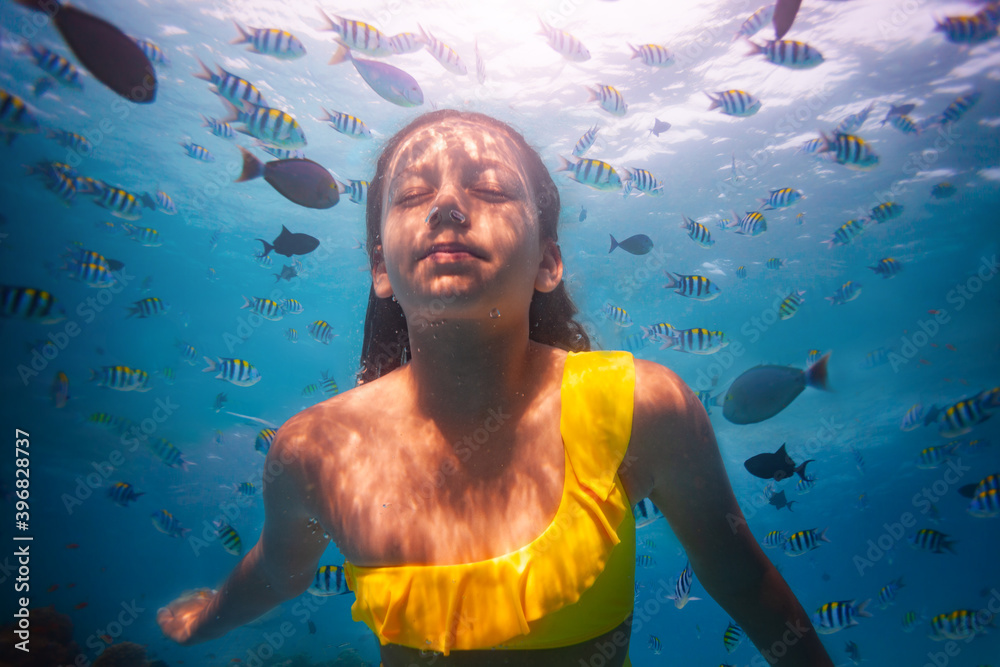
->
[[556, 155, 573, 173], [609, 234, 618, 253], [663, 270, 678, 289], [192, 56, 216, 83], [231, 20, 251, 45], [328, 44, 351, 66], [316, 7, 338, 32], [773, 0, 803, 40], [218, 98, 242, 124], [201, 356, 217, 373], [805, 352, 831, 391], [705, 91, 720, 110], [855, 599, 873, 618], [235, 146, 265, 183], [585, 86, 599, 103], [795, 459, 814, 480], [745, 40, 765, 56], [140, 192, 157, 210]]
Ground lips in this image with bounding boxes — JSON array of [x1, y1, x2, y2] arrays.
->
[[421, 242, 483, 259]]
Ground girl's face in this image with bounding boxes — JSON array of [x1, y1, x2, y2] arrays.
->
[[373, 119, 561, 326]]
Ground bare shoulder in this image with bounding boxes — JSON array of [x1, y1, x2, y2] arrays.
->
[[632, 358, 699, 422]]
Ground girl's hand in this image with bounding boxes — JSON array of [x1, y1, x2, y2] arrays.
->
[[156, 588, 216, 645]]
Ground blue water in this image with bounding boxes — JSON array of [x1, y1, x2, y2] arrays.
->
[[1, 1, 999, 665]]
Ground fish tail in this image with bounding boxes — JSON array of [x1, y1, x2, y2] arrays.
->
[[192, 56, 215, 83], [231, 21, 252, 45], [240, 295, 252, 310], [745, 39, 765, 57], [796, 459, 814, 480], [235, 146, 265, 183], [658, 336, 677, 351], [140, 191, 157, 210], [219, 98, 242, 124], [585, 86, 599, 103], [855, 599, 873, 618], [202, 356, 218, 374], [556, 155, 573, 173], [923, 405, 941, 426], [318, 106, 333, 123], [609, 234, 619, 254], [328, 44, 351, 66], [537, 16, 551, 36], [255, 237, 274, 257], [663, 271, 679, 289], [705, 92, 720, 110], [805, 352, 831, 391], [786, 501, 796, 511], [627, 43, 639, 59]]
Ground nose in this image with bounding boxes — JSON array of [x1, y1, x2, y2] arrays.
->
[[425, 181, 468, 228]]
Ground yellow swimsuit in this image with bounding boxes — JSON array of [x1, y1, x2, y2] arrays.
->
[[344, 351, 637, 665]]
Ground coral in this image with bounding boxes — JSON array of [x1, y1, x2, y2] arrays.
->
[[0, 606, 79, 667], [92, 642, 150, 667]]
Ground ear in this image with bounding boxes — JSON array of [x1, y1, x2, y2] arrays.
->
[[534, 239, 563, 293], [371, 245, 394, 299]]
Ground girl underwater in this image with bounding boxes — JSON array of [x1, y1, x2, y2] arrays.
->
[[158, 110, 834, 667]]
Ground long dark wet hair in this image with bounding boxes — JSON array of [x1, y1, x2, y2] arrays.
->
[[358, 110, 590, 385]]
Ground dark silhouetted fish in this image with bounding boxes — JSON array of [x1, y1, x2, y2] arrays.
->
[[237, 147, 340, 209], [106, 258, 125, 272], [257, 226, 319, 258], [274, 264, 298, 282], [744, 443, 813, 481], [609, 233, 654, 255], [773, 0, 803, 40], [328, 45, 423, 107], [650, 118, 671, 137], [14, 0, 157, 103], [579, 205, 587, 222], [308, 620, 316, 634], [723, 353, 830, 424], [768, 490, 796, 511], [884, 103, 916, 120]]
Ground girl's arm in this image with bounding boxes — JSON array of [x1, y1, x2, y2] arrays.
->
[[158, 429, 330, 644], [627, 360, 834, 666]]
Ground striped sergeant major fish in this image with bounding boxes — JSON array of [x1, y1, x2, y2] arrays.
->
[[869, 257, 903, 279], [319, 107, 371, 138], [796, 475, 818, 494], [320, 370, 339, 396], [309, 320, 335, 344], [89, 365, 148, 391], [822, 219, 867, 248], [766, 257, 785, 270], [281, 297, 304, 314], [915, 443, 958, 469], [176, 340, 198, 366], [968, 487, 1000, 518], [812, 600, 872, 634], [660, 328, 729, 355], [758, 187, 802, 210], [647, 635, 662, 654], [181, 141, 215, 162], [621, 168, 663, 196], [746, 39, 824, 68], [46, 129, 92, 152], [127, 296, 169, 318], [148, 437, 191, 470], [959, 473, 1000, 501], [929, 609, 993, 641], [317, 10, 394, 57], [885, 114, 920, 134], [222, 100, 306, 149], [680, 214, 715, 248], [620, 332, 648, 354], [632, 498, 662, 528], [120, 223, 161, 247], [779, 290, 806, 320], [722, 621, 745, 653], [200, 115, 234, 139], [819, 133, 879, 170], [214, 521, 243, 555], [51, 370, 70, 408], [1, 285, 66, 324], [556, 156, 625, 192], [869, 201, 904, 223], [934, 15, 998, 44], [663, 271, 721, 300], [151, 510, 190, 538], [255, 428, 276, 455], [193, 58, 267, 108], [20, 44, 82, 88], [107, 482, 143, 507], [734, 4, 775, 40], [242, 295, 284, 321], [635, 554, 655, 568], [924, 388, 998, 438], [149, 190, 177, 214], [908, 528, 956, 554], [706, 89, 761, 116], [628, 43, 674, 67], [64, 260, 116, 287], [900, 403, 927, 431], [736, 266, 747, 279], [586, 84, 628, 116], [938, 91, 982, 125], [798, 137, 825, 154], [90, 183, 143, 220], [418, 25, 467, 75], [131, 38, 170, 66], [667, 561, 701, 609], [640, 322, 676, 341], [833, 102, 875, 135], [572, 125, 600, 157], [24, 163, 76, 204], [538, 19, 591, 62], [1, 89, 41, 141], [727, 210, 767, 236], [203, 357, 262, 387], [826, 281, 862, 306], [390, 32, 424, 55], [878, 577, 905, 609], [309, 564, 351, 596], [231, 23, 305, 59], [602, 303, 633, 327], [783, 527, 830, 556]]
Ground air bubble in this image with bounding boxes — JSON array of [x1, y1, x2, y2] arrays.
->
[[490, 308, 500, 319]]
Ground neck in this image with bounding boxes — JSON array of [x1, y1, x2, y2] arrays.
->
[[402, 314, 541, 423]]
